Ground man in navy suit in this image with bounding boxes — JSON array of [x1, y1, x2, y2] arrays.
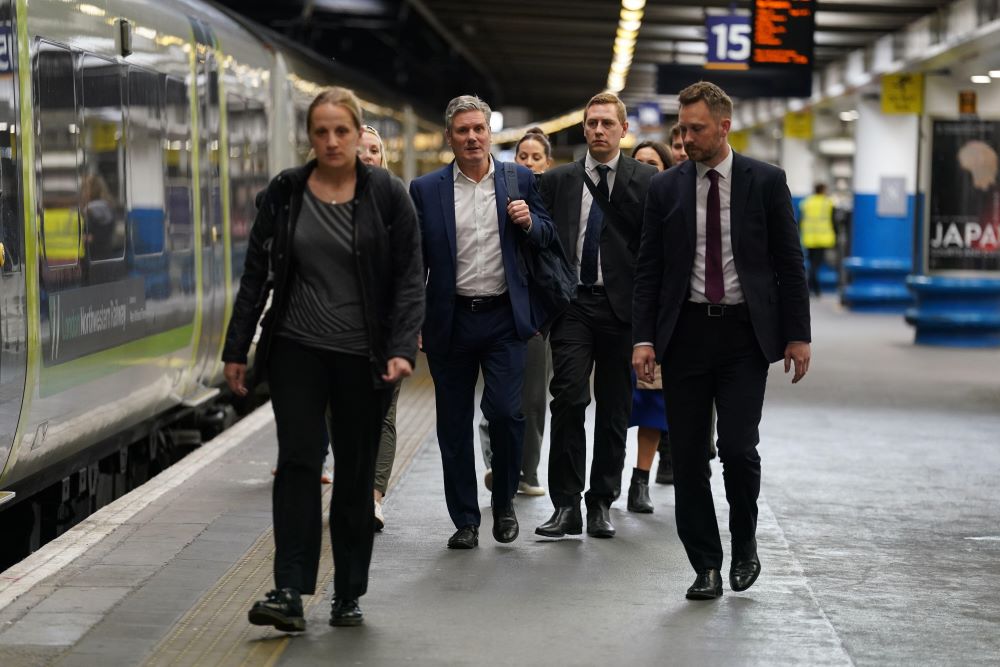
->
[[409, 95, 556, 549], [632, 82, 811, 600]]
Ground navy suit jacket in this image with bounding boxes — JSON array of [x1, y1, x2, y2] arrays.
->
[[632, 152, 811, 364], [409, 160, 556, 358]]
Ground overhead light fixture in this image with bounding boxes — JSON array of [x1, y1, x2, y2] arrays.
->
[[839, 110, 859, 122], [990, 70, 1000, 78], [971, 75, 992, 84]]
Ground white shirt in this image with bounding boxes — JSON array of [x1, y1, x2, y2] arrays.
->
[[577, 151, 621, 286], [691, 147, 744, 304], [453, 158, 507, 297]]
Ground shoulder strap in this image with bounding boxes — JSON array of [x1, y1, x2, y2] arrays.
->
[[582, 170, 621, 223], [503, 162, 521, 200]]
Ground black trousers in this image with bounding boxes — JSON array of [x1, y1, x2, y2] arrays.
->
[[426, 303, 526, 529], [268, 337, 390, 599], [807, 248, 825, 296], [662, 305, 768, 572], [548, 289, 632, 508]]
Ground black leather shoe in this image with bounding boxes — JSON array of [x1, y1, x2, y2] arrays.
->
[[329, 597, 363, 626], [730, 553, 762, 592], [655, 454, 673, 485], [535, 505, 583, 538], [248, 588, 305, 632], [447, 525, 479, 549], [492, 505, 519, 543], [586, 502, 615, 538], [627, 478, 654, 513], [686, 569, 723, 600]]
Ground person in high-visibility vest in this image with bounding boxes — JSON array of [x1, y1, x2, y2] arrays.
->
[[799, 183, 837, 296]]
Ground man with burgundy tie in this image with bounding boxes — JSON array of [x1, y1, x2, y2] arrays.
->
[[535, 92, 657, 539], [632, 82, 811, 600]]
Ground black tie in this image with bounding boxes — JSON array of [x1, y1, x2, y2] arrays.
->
[[580, 164, 610, 286]]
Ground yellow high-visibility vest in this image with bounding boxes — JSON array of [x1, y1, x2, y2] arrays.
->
[[799, 194, 836, 249]]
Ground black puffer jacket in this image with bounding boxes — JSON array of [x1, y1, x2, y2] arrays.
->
[[222, 159, 424, 389]]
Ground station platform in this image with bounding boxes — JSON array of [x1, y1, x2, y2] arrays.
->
[[1, 298, 998, 666]]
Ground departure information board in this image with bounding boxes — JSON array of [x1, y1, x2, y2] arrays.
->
[[751, 0, 815, 67]]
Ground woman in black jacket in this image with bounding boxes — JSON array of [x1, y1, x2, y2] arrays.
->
[[222, 87, 424, 630]]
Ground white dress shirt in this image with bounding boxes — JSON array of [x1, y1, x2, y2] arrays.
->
[[691, 147, 744, 304], [453, 158, 507, 297], [576, 151, 620, 286]]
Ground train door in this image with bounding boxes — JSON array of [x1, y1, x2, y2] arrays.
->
[[0, 0, 27, 486], [192, 20, 225, 390]]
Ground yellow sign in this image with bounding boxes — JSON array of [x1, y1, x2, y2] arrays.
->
[[783, 111, 813, 140], [729, 130, 749, 154], [881, 73, 924, 114]]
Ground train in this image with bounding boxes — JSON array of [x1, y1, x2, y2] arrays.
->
[[0, 0, 442, 563]]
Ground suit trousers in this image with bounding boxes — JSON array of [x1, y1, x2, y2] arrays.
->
[[268, 337, 390, 599], [548, 290, 632, 508], [479, 332, 551, 487], [662, 307, 768, 572], [426, 304, 526, 528]]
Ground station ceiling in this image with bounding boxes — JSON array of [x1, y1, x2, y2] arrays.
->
[[218, 0, 946, 122]]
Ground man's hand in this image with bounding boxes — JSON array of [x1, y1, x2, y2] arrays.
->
[[224, 362, 248, 397], [506, 198, 532, 230], [783, 342, 811, 384], [632, 345, 656, 384], [382, 357, 413, 383]]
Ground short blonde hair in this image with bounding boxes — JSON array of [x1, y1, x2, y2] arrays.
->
[[307, 87, 363, 133], [584, 92, 627, 125]]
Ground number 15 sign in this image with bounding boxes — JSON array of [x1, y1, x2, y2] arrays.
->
[[705, 14, 751, 70]]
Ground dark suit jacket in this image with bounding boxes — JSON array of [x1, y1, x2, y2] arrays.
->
[[409, 160, 556, 358], [632, 152, 811, 363], [538, 155, 657, 323]]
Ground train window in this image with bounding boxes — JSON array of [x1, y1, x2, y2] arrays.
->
[[35, 41, 80, 269], [79, 53, 126, 263], [226, 93, 250, 284], [163, 76, 193, 252], [126, 67, 165, 256]]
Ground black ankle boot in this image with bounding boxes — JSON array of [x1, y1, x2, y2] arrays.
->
[[627, 468, 654, 513]]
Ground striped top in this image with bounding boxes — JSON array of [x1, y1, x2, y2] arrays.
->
[[275, 189, 369, 356]]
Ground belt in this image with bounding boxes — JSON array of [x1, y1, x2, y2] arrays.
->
[[455, 292, 510, 312], [682, 301, 748, 318], [577, 284, 607, 296]]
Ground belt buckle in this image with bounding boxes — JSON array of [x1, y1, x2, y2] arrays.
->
[[470, 297, 486, 312], [707, 304, 724, 317]]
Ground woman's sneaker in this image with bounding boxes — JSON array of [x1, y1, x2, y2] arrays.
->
[[330, 597, 364, 626], [248, 588, 305, 632]]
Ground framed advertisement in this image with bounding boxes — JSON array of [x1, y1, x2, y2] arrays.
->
[[927, 119, 1000, 274]]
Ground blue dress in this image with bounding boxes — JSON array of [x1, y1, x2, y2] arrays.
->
[[629, 370, 668, 431]]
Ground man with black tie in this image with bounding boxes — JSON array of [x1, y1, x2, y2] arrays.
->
[[410, 95, 555, 550], [535, 93, 657, 539], [633, 82, 811, 600]]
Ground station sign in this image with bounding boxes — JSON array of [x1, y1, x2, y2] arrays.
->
[[658, 1, 813, 99], [783, 110, 813, 140], [881, 74, 924, 115], [751, 0, 815, 67], [0, 27, 11, 74], [705, 14, 751, 69]]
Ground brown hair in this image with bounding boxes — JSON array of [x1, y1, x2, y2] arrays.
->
[[669, 122, 683, 141], [515, 127, 551, 158], [307, 87, 363, 133], [584, 92, 627, 125], [677, 81, 733, 119], [632, 140, 672, 169]]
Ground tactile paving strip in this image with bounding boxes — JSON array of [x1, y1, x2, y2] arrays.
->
[[141, 372, 436, 666]]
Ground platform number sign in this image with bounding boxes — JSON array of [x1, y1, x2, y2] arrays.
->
[[0, 27, 10, 73], [706, 15, 751, 67]]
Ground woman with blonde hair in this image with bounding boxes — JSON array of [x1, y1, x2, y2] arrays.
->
[[223, 87, 424, 630]]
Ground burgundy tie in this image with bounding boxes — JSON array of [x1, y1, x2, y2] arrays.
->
[[705, 169, 724, 304]]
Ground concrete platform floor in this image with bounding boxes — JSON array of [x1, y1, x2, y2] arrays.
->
[[0, 296, 997, 666]]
